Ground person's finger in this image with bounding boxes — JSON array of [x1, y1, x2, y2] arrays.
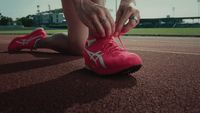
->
[[115, 9, 123, 25], [121, 18, 137, 33], [99, 16, 112, 37], [114, 10, 123, 36], [81, 14, 97, 35], [86, 22, 97, 35], [137, 13, 141, 23], [91, 14, 106, 37], [97, 8, 112, 37], [115, 7, 133, 35], [121, 12, 141, 33], [106, 11, 115, 35]]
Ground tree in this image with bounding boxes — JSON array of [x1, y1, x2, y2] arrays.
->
[[15, 18, 22, 25], [0, 16, 13, 25], [16, 16, 35, 27]]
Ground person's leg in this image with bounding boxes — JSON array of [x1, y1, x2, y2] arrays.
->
[[36, 0, 89, 55], [36, 0, 105, 55]]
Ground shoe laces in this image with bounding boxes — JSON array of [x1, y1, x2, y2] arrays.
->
[[116, 35, 126, 49], [101, 35, 126, 54]]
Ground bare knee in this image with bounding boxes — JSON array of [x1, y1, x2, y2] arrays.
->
[[52, 33, 85, 55], [49, 33, 86, 55]]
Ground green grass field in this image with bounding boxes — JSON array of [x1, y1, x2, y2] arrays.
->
[[127, 28, 200, 36], [0, 28, 200, 36], [0, 29, 67, 35]]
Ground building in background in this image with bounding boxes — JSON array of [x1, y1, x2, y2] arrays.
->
[[19, 0, 200, 28], [52, 13, 65, 24], [32, 1, 119, 26], [33, 9, 65, 26]]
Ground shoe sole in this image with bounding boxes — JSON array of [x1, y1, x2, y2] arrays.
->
[[85, 64, 142, 76], [119, 65, 142, 75]]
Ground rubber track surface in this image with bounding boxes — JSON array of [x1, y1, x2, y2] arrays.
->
[[0, 35, 200, 113]]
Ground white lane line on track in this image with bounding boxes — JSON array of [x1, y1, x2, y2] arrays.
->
[[128, 49, 200, 56]]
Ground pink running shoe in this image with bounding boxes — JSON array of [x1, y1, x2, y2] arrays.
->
[[8, 28, 46, 52], [83, 35, 142, 75]]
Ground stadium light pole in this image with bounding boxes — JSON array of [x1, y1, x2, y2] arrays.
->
[[48, 4, 51, 11], [37, 5, 40, 13], [115, 0, 118, 14], [36, 5, 41, 26], [172, 7, 175, 17]]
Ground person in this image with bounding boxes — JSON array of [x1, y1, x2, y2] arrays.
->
[[8, 0, 142, 75]]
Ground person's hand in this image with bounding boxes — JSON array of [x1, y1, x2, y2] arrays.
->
[[115, 0, 140, 35], [73, 0, 115, 37]]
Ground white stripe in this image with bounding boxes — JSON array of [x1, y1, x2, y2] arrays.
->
[[84, 48, 107, 68], [16, 35, 42, 46]]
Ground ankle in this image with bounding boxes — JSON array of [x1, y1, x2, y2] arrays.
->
[[34, 38, 45, 49]]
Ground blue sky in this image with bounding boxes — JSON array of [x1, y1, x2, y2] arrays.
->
[[0, 0, 199, 20]]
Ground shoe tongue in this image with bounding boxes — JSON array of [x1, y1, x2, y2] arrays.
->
[[87, 33, 126, 48], [86, 34, 113, 47], [86, 39, 97, 47]]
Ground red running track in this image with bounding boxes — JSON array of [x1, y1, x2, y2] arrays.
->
[[0, 35, 200, 113]]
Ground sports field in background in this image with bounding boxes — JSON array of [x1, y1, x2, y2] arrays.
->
[[0, 28, 200, 36], [127, 28, 200, 36]]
